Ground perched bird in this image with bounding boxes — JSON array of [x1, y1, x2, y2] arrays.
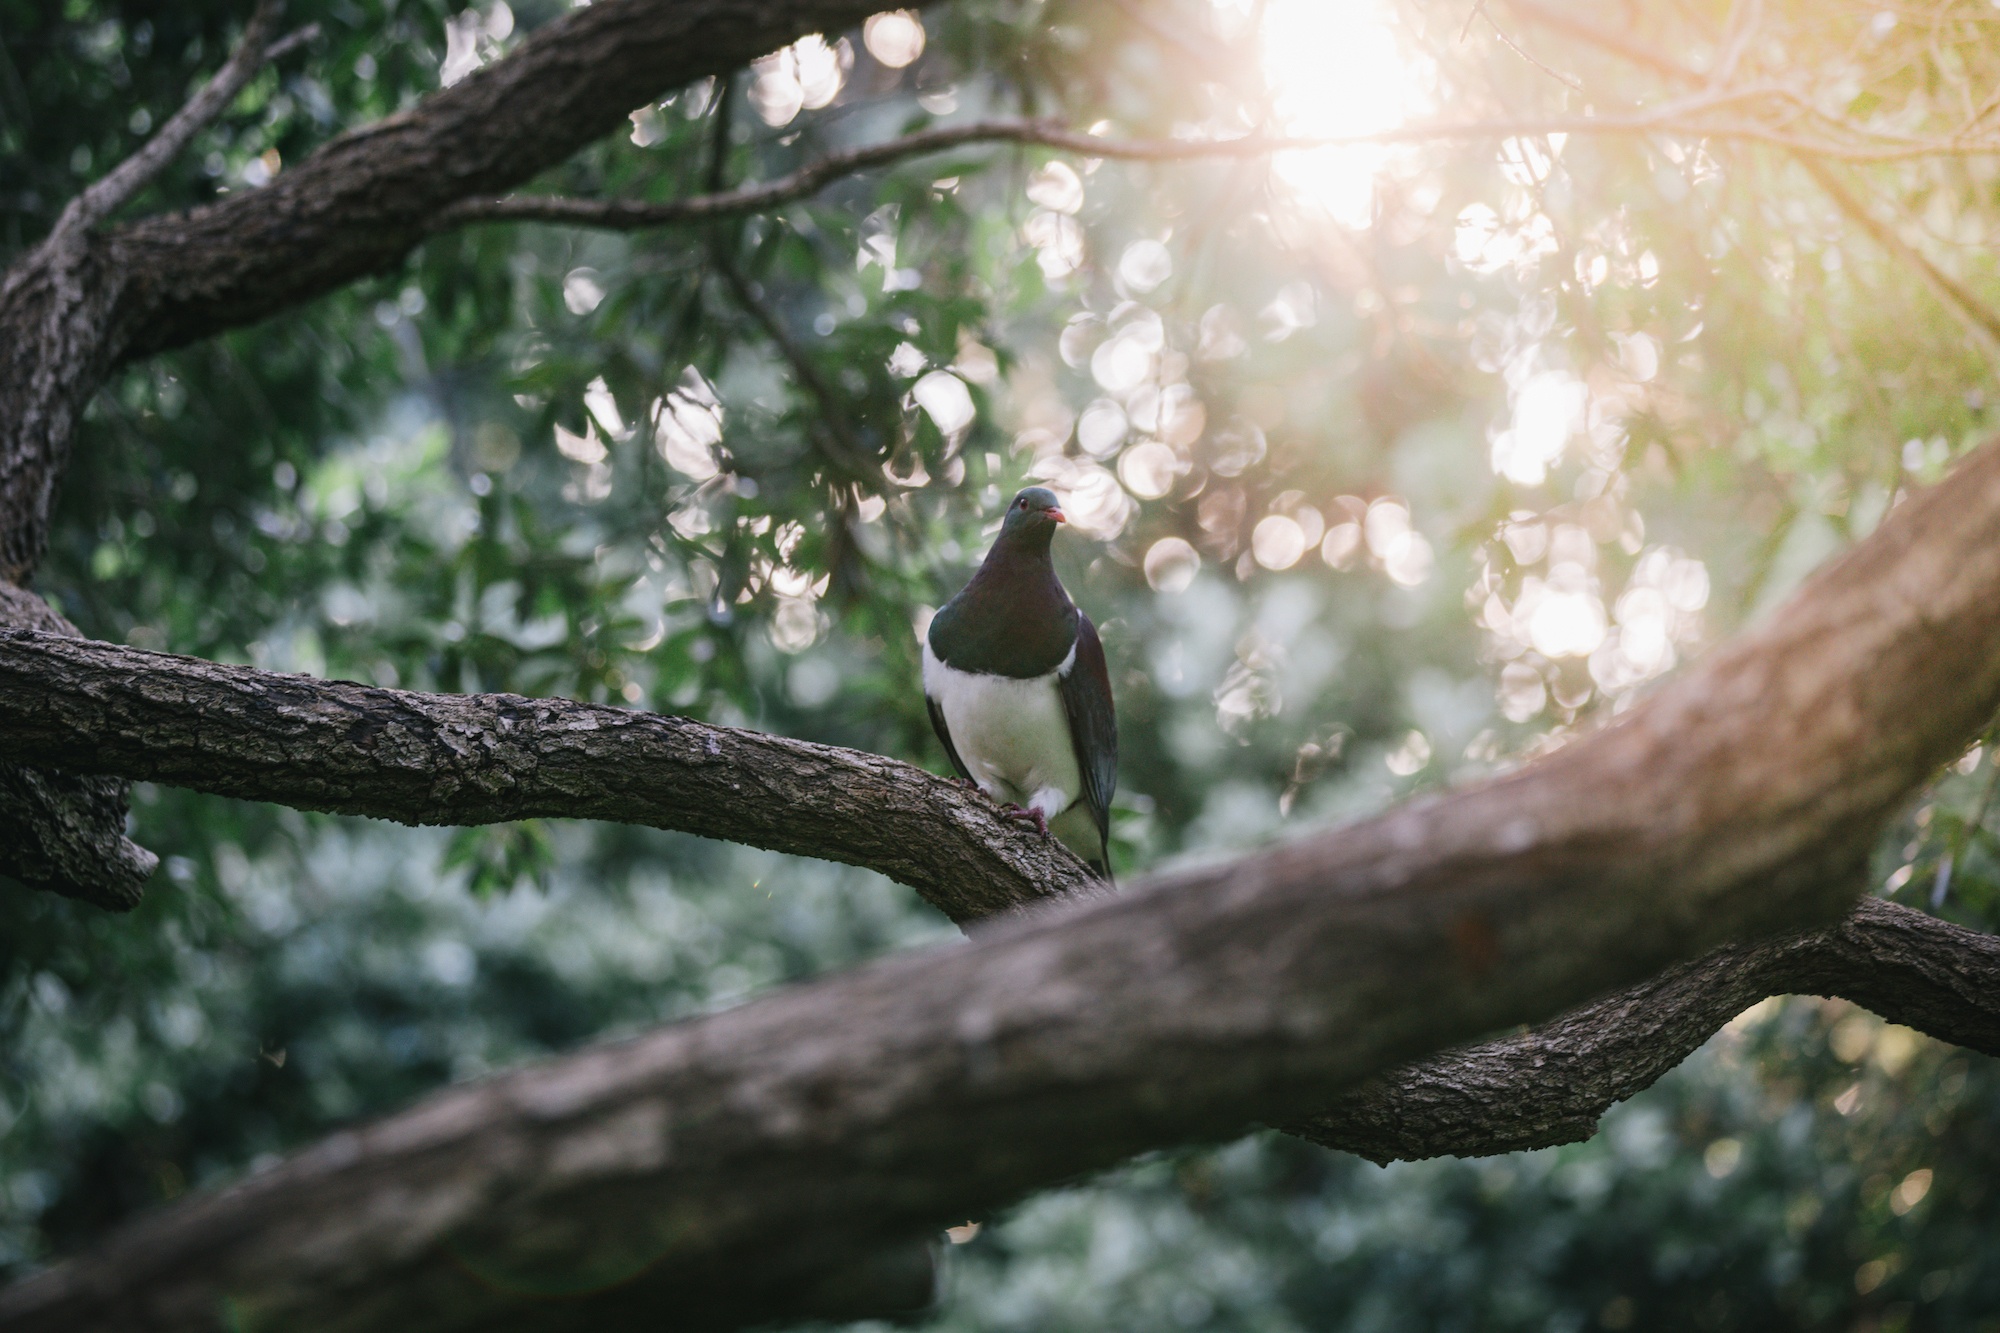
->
[[923, 486, 1117, 880]]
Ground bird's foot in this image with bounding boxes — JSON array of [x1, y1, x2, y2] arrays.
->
[[999, 804, 1051, 839]]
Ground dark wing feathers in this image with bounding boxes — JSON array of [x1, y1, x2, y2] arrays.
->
[[926, 696, 974, 784], [1058, 612, 1118, 876]]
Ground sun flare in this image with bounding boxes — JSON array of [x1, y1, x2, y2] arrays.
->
[[1256, 0, 1426, 226]]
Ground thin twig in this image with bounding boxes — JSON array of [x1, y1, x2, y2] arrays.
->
[[702, 77, 876, 484], [1707, 0, 1763, 89], [1500, 0, 1704, 85], [1461, 0, 1490, 43], [1108, 0, 1216, 68], [1794, 152, 2000, 349], [1481, 12, 1585, 92], [50, 0, 288, 241], [715, 257, 877, 481], [263, 21, 321, 64], [445, 89, 1978, 238]]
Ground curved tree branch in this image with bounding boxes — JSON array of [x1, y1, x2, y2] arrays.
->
[[12, 899, 1991, 1333], [1296, 896, 2000, 1162], [433, 95, 2000, 238], [0, 0, 994, 900], [0, 0, 945, 588], [10, 430, 2000, 1331], [5, 0, 1997, 903], [0, 631, 1102, 926]]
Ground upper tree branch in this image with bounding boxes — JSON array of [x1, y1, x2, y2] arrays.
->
[[0, 632, 1101, 926], [96, 0, 925, 365], [0, 0, 935, 584], [12, 426, 2000, 1330]]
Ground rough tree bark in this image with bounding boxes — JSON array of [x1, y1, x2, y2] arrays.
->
[[7, 427, 2000, 1331], [0, 630, 1102, 925], [0, 587, 155, 908], [1295, 896, 2000, 1161], [0, 0, 944, 903]]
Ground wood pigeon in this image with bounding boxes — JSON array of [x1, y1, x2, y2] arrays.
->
[[923, 486, 1117, 881]]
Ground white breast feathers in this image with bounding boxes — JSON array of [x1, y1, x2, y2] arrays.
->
[[922, 639, 1081, 822]]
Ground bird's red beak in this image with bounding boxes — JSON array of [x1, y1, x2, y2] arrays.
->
[[1050, 508, 1068, 523]]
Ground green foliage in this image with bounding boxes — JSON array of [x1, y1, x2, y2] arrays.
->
[[5, 0, 2000, 1327]]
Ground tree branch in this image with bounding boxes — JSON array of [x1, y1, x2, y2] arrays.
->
[[95, 0, 944, 366], [1793, 152, 2000, 350], [436, 95, 1991, 236], [0, 0, 952, 584], [0, 631, 1100, 926], [11, 426, 2000, 1331], [1294, 896, 2000, 1162], [0, 586, 154, 910], [1497, 1, 2000, 346], [713, 255, 879, 479], [0, 0, 983, 902], [430, 120, 1277, 231], [43, 1, 289, 245], [13, 897, 1991, 1333], [259, 21, 320, 65]]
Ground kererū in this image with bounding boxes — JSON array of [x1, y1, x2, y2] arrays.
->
[[923, 486, 1117, 880]]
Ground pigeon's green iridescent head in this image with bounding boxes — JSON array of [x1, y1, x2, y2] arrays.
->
[[1000, 486, 1067, 541]]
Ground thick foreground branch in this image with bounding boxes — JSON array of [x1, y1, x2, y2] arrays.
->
[[7, 897, 1994, 1333], [8, 431, 2000, 1331], [0, 633, 1100, 925]]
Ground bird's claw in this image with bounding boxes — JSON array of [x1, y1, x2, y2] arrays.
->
[[1000, 803, 1051, 839]]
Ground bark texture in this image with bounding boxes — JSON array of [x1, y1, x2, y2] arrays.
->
[[0, 0, 921, 898], [0, 631, 1102, 925], [0, 586, 154, 908], [1296, 896, 2000, 1161], [8, 434, 2000, 1332]]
